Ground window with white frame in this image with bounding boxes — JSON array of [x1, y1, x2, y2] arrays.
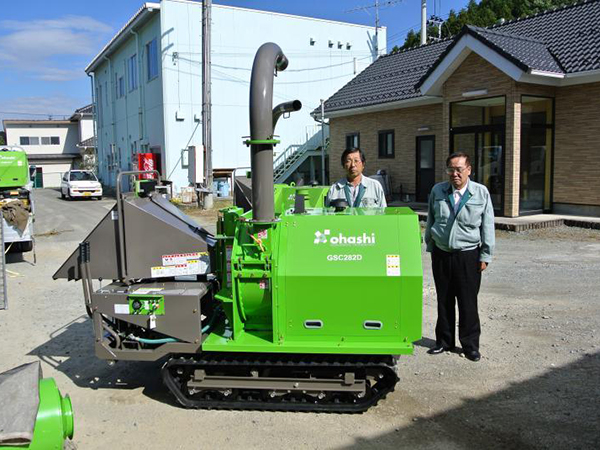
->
[[19, 136, 59, 145], [146, 38, 158, 81], [128, 54, 138, 91]]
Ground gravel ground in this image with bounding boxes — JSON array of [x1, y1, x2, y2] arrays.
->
[[1, 189, 599, 449]]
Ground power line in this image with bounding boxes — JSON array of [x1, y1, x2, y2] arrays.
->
[[0, 111, 72, 118], [211, 56, 372, 73], [346, 0, 404, 55]]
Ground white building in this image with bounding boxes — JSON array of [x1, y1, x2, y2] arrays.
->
[[2, 105, 95, 187], [85, 0, 385, 194]]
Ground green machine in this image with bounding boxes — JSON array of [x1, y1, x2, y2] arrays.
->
[[0, 147, 35, 254], [54, 43, 422, 412]]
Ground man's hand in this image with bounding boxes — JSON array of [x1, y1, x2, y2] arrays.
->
[[479, 261, 488, 272]]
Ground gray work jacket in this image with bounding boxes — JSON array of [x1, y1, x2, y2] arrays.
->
[[325, 176, 387, 208], [424, 180, 495, 263]]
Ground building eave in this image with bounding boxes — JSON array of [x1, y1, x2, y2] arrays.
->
[[316, 96, 442, 119], [85, 2, 160, 74]]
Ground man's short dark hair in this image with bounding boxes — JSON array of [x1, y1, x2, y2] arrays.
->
[[341, 147, 366, 166], [446, 152, 471, 168]]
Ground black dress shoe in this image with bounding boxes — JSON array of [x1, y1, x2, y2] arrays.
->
[[427, 345, 453, 355], [464, 350, 481, 361]]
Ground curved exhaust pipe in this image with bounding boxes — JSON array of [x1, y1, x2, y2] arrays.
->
[[272, 100, 302, 130], [249, 43, 302, 222]]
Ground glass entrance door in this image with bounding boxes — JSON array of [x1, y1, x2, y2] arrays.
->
[[450, 96, 506, 214], [452, 129, 504, 213], [519, 96, 554, 214], [416, 136, 435, 202], [477, 131, 503, 210]]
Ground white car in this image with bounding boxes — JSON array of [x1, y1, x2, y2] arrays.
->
[[61, 170, 103, 200]]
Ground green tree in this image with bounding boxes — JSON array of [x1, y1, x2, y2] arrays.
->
[[0, 132, 5, 146], [393, 0, 577, 52]]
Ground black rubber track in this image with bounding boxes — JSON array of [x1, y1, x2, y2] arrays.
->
[[162, 352, 399, 413]]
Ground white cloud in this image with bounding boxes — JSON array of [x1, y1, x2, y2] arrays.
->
[[0, 15, 112, 34], [0, 94, 87, 124], [0, 15, 112, 81]]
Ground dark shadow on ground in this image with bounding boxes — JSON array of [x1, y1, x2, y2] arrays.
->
[[413, 337, 436, 349], [27, 316, 176, 406], [342, 351, 600, 449]]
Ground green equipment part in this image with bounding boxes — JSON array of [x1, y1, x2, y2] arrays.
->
[[0, 378, 74, 450], [128, 294, 165, 315], [0, 148, 29, 189], [209, 190, 422, 355]]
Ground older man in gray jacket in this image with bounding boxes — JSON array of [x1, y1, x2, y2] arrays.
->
[[326, 147, 387, 208], [424, 152, 495, 362]]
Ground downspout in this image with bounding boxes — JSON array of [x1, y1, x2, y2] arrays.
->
[[248, 43, 298, 222], [104, 55, 118, 187], [130, 30, 144, 142], [88, 72, 99, 176], [123, 59, 131, 171]]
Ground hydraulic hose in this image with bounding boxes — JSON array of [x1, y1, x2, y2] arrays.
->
[[125, 306, 222, 344]]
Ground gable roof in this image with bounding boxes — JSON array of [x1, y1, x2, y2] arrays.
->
[[321, 0, 600, 116], [462, 26, 564, 74]]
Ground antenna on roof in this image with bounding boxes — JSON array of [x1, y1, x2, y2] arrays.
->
[[346, 0, 404, 56], [426, 0, 444, 41]]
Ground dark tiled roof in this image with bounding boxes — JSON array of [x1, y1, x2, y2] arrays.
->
[[322, 0, 600, 114], [74, 104, 94, 115], [322, 40, 452, 113], [491, 0, 600, 73], [466, 26, 564, 73]]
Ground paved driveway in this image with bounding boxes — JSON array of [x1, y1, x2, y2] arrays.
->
[[1, 189, 599, 449]]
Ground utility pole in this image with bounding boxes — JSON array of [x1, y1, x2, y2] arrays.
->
[[346, 0, 403, 57], [320, 99, 326, 185], [421, 0, 427, 45], [202, 0, 213, 209]]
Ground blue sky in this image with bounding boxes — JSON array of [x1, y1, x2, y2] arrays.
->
[[0, 0, 467, 128]]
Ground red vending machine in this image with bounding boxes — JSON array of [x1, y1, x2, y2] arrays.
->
[[137, 153, 160, 179]]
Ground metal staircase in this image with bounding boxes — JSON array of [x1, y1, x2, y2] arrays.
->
[[273, 125, 329, 184]]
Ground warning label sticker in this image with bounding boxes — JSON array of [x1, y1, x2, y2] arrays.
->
[[151, 252, 210, 278], [162, 252, 209, 266], [386, 255, 401, 277]]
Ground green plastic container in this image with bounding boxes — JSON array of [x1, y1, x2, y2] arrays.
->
[[0, 378, 74, 450], [0, 149, 29, 189]]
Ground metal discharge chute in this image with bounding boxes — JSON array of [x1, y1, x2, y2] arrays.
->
[[54, 43, 423, 412]]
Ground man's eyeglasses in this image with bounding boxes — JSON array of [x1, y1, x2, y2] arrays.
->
[[446, 167, 468, 174]]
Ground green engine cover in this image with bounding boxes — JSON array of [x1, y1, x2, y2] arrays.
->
[[208, 186, 423, 356], [0, 149, 29, 189]]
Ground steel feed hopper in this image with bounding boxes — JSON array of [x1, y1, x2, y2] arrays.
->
[[55, 42, 423, 413]]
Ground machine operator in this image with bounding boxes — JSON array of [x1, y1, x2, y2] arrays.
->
[[326, 147, 387, 208]]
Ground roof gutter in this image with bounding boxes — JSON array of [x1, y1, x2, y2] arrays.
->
[[314, 95, 442, 119], [85, 2, 160, 73]]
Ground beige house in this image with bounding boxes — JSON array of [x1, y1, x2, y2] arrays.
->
[[3, 104, 95, 188], [319, 1, 600, 217]]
